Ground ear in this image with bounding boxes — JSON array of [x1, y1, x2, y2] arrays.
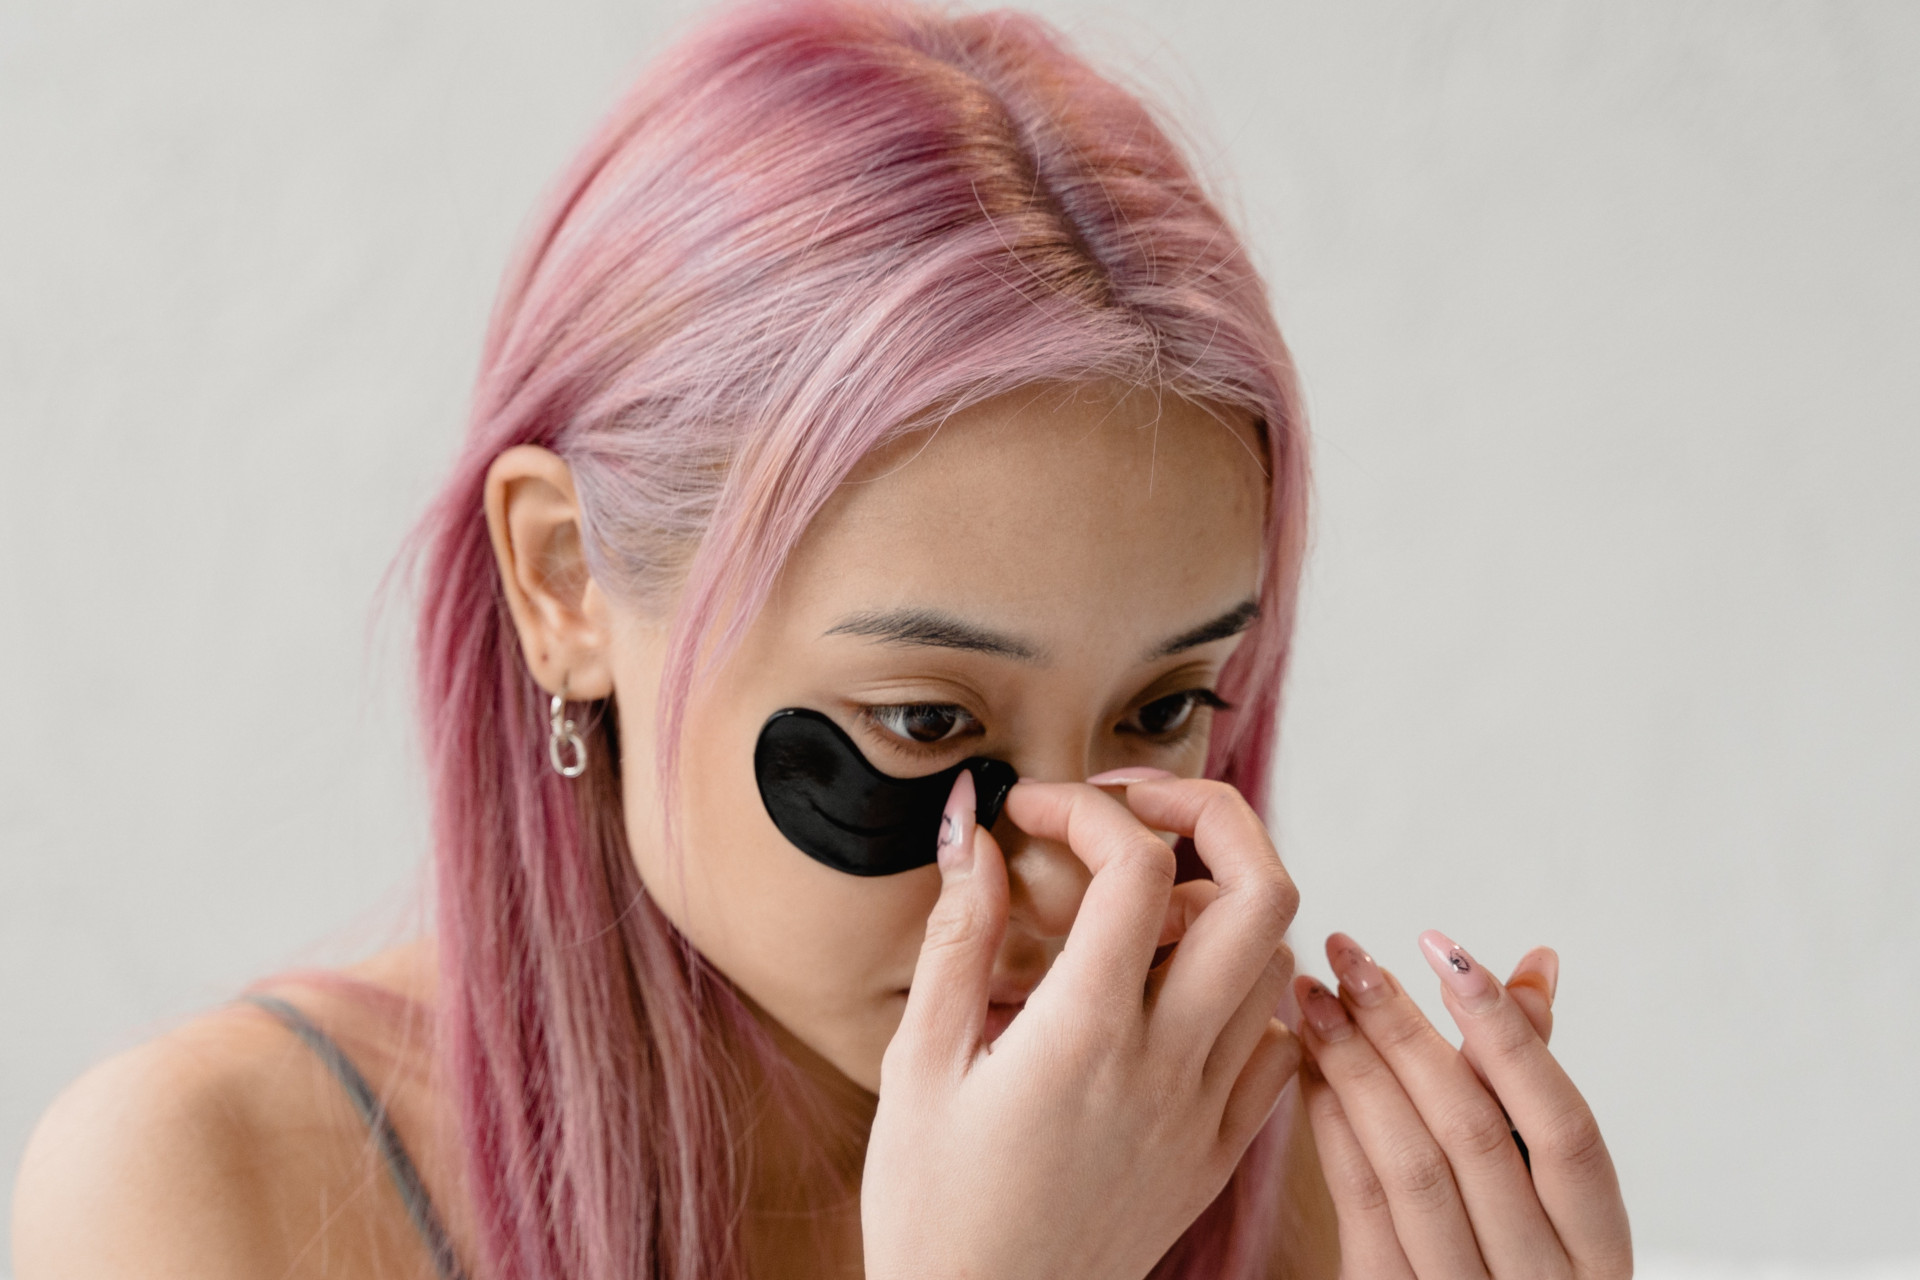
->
[[483, 445, 616, 700]]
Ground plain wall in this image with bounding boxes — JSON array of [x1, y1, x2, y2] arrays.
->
[[4, 1, 1916, 1273]]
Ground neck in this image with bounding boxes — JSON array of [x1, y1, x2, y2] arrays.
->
[[733, 1003, 876, 1279]]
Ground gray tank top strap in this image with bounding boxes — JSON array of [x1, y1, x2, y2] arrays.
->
[[244, 993, 470, 1280]]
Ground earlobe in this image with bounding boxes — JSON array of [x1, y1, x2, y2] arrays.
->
[[483, 445, 616, 700]]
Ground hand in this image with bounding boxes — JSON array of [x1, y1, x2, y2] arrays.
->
[[862, 774, 1301, 1280], [1293, 932, 1632, 1279]]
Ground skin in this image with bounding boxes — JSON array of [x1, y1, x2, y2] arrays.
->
[[1293, 935, 1633, 1278], [543, 380, 1276, 1096], [11, 379, 1631, 1279], [492, 379, 1294, 1273]]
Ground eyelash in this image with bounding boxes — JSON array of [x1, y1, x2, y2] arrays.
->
[[856, 688, 1234, 759]]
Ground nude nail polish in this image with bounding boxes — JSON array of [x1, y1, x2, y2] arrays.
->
[[1327, 932, 1391, 1008], [1419, 930, 1497, 1011], [937, 770, 976, 874], [1084, 766, 1177, 785], [1298, 979, 1354, 1043], [1533, 948, 1560, 1004]]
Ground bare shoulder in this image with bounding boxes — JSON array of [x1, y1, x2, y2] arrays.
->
[[13, 1001, 301, 1278], [13, 945, 453, 1280]]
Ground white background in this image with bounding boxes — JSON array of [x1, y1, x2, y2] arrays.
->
[[3, 1, 1916, 1274]]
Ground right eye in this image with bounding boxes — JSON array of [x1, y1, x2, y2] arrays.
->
[[863, 703, 980, 747]]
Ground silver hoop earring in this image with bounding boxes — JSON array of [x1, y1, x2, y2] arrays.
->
[[548, 691, 587, 778]]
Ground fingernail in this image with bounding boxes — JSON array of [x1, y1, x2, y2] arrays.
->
[[937, 770, 976, 874], [1419, 930, 1497, 1012], [1327, 932, 1391, 1009], [1536, 948, 1559, 1004], [1084, 766, 1177, 785], [1298, 979, 1354, 1043]]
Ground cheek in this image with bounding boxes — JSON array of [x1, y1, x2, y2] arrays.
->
[[629, 722, 942, 1079]]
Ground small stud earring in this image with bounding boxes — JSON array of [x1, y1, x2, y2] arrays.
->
[[548, 687, 587, 779]]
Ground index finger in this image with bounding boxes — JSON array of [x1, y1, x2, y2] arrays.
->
[[1001, 780, 1178, 1018], [1118, 780, 1300, 1032], [1419, 933, 1632, 1279]]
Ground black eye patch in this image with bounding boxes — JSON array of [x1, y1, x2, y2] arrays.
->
[[753, 708, 1018, 877]]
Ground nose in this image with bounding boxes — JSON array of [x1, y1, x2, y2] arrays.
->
[[993, 816, 1092, 940], [991, 742, 1096, 940]]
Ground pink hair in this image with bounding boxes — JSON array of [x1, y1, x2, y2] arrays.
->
[[410, 2, 1311, 1277]]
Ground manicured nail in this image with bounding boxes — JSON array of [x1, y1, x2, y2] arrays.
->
[[1085, 766, 1177, 785], [1327, 932, 1391, 1009], [1535, 948, 1559, 1004], [1298, 979, 1354, 1043], [937, 770, 976, 875], [1419, 930, 1497, 1012]]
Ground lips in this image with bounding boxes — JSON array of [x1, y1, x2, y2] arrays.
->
[[987, 978, 1039, 1007], [984, 976, 1039, 1045], [984, 999, 1025, 1045], [893, 976, 1037, 1046]]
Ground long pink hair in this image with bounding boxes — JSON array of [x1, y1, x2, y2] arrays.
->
[[410, 2, 1311, 1276]]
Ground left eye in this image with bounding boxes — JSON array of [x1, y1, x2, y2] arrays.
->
[[1124, 689, 1230, 737], [866, 703, 979, 745]]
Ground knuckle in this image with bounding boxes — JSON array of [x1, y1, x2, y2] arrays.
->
[[1433, 1099, 1516, 1162], [923, 894, 993, 951], [1329, 1150, 1391, 1215], [1335, 1050, 1399, 1094], [1366, 1007, 1438, 1055], [1202, 780, 1282, 851], [1191, 777, 1243, 806], [1536, 1103, 1609, 1177], [1274, 871, 1305, 921], [1268, 941, 1296, 982], [1378, 1136, 1457, 1209], [1479, 1004, 1542, 1056], [1118, 833, 1178, 890], [1238, 872, 1296, 939], [1275, 875, 1301, 922]]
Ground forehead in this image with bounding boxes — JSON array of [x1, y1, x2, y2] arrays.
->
[[771, 381, 1269, 657]]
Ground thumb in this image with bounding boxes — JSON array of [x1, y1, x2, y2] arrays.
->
[[892, 771, 1009, 1076], [1503, 945, 1557, 1046]]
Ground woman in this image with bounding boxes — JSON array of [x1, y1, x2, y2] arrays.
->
[[14, 2, 1631, 1277]]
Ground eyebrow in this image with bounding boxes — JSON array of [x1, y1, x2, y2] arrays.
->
[[1142, 597, 1261, 660], [821, 597, 1261, 665], [822, 608, 1044, 660]]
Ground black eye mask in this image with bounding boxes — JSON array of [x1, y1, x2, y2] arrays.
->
[[753, 708, 1018, 877]]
